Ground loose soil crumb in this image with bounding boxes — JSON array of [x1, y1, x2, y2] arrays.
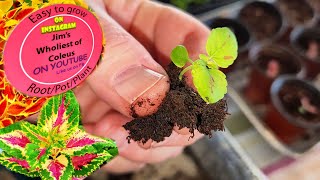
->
[[124, 64, 228, 143]]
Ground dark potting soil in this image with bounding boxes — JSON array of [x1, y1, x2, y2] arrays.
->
[[239, 2, 282, 41], [256, 56, 300, 77], [294, 29, 320, 61], [279, 81, 320, 123], [278, 0, 314, 25], [124, 64, 228, 143]]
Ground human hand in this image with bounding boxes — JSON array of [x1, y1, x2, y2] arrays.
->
[[75, 0, 210, 174]]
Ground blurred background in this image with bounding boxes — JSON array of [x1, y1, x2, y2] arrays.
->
[[2, 0, 320, 179]]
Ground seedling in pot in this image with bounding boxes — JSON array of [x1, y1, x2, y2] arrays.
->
[[170, 27, 238, 104], [298, 97, 319, 115]]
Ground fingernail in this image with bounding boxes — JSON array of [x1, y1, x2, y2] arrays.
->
[[113, 65, 165, 103]]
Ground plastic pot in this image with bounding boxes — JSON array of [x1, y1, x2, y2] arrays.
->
[[291, 26, 320, 79], [276, 0, 316, 27], [306, 0, 320, 14], [237, 1, 285, 42], [265, 76, 320, 144], [245, 44, 305, 104]]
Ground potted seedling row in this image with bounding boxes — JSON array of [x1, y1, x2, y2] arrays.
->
[[276, 0, 316, 27], [276, 0, 317, 42], [244, 43, 305, 104], [193, 0, 320, 157], [265, 76, 320, 144], [291, 26, 320, 79]]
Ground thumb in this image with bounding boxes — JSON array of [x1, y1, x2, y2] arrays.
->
[[85, 1, 169, 118]]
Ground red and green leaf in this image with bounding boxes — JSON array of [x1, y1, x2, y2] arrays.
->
[[0, 152, 39, 178], [72, 150, 117, 178], [41, 155, 73, 180], [25, 143, 50, 170], [38, 91, 79, 138], [0, 122, 30, 158], [63, 129, 110, 155]]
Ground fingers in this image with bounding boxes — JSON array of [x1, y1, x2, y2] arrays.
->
[[83, 1, 170, 118], [102, 0, 210, 66], [102, 156, 145, 174], [74, 82, 112, 124], [137, 127, 204, 149], [150, 130, 204, 148]]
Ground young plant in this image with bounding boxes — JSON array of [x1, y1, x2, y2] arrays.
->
[[298, 97, 318, 115], [170, 27, 238, 104], [0, 91, 118, 180]]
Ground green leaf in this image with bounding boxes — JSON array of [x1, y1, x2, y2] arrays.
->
[[199, 54, 218, 69], [191, 60, 227, 103], [199, 54, 209, 61], [208, 68, 228, 103], [170, 45, 189, 68], [206, 27, 238, 68]]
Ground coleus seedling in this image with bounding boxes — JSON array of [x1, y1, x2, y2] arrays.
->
[[170, 27, 238, 103], [0, 91, 118, 180]]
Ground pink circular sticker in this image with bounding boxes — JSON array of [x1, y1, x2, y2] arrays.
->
[[4, 4, 103, 97]]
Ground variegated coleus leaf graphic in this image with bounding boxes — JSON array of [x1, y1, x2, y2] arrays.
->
[[64, 128, 113, 154], [66, 128, 118, 178], [25, 143, 50, 170], [38, 90, 79, 138], [72, 146, 118, 178], [0, 91, 118, 180]]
